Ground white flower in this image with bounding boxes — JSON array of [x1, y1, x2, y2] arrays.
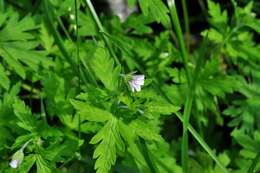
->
[[128, 75, 145, 92], [9, 150, 24, 169], [9, 159, 19, 168], [9, 139, 31, 169]]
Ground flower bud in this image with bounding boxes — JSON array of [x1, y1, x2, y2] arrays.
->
[[9, 149, 24, 168]]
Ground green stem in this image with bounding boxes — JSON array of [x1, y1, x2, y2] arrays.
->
[[40, 95, 47, 123], [151, 81, 229, 173], [167, 1, 192, 172], [167, 0, 191, 84], [85, 0, 120, 66], [74, 0, 81, 139], [181, 0, 190, 52], [175, 112, 229, 173], [181, 90, 194, 172], [43, 0, 97, 86], [43, 0, 76, 67], [138, 138, 157, 173], [57, 16, 73, 41]]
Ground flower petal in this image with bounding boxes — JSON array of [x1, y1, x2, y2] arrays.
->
[[128, 74, 145, 92], [9, 160, 19, 168]]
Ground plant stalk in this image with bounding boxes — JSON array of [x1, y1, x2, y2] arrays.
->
[[74, 0, 81, 139], [181, 0, 190, 52], [167, 0, 192, 172], [85, 0, 120, 66], [138, 138, 157, 173]]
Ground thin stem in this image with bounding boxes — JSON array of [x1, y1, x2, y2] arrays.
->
[[43, 0, 97, 86], [43, 0, 76, 67], [175, 112, 229, 173], [167, 0, 191, 84], [167, 1, 192, 172], [29, 79, 34, 107], [181, 90, 194, 172], [138, 138, 157, 173], [85, 0, 120, 66], [74, 0, 81, 139], [40, 95, 47, 123], [181, 0, 190, 52], [20, 139, 32, 151], [57, 16, 73, 41], [151, 80, 229, 173]]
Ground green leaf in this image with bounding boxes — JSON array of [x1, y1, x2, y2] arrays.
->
[[13, 99, 36, 131], [0, 47, 26, 79], [40, 23, 55, 54], [0, 13, 36, 42], [78, 11, 98, 36], [129, 118, 162, 141], [138, 0, 170, 28], [42, 72, 67, 116], [35, 154, 52, 173], [42, 139, 79, 162], [90, 117, 124, 173], [0, 9, 53, 79], [0, 63, 10, 90], [147, 100, 180, 115], [91, 43, 120, 91], [201, 29, 223, 43], [18, 154, 36, 173], [124, 14, 153, 35], [207, 0, 228, 28], [11, 134, 32, 149], [71, 99, 112, 122], [232, 129, 260, 152]]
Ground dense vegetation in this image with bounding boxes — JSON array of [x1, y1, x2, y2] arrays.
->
[[0, 0, 259, 172]]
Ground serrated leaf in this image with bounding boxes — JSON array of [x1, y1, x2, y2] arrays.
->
[[42, 72, 66, 116], [18, 154, 36, 173], [91, 43, 120, 91], [11, 134, 32, 150], [40, 23, 55, 53], [0, 47, 26, 79], [147, 100, 180, 115], [35, 154, 52, 173], [42, 139, 79, 162], [78, 11, 98, 36], [0, 63, 10, 90], [0, 13, 36, 42], [232, 129, 260, 152], [201, 29, 223, 43], [139, 0, 170, 28], [0, 10, 52, 80], [71, 99, 112, 122], [13, 99, 36, 131], [129, 118, 162, 141], [90, 117, 124, 173], [207, 0, 228, 27]]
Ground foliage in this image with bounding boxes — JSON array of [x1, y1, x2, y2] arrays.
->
[[0, 0, 259, 172]]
